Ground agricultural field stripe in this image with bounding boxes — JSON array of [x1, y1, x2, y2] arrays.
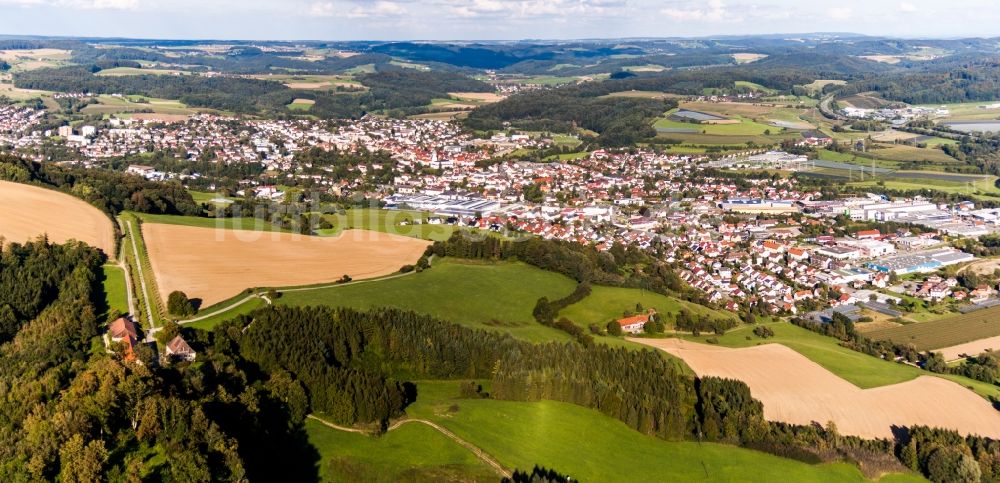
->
[[126, 220, 157, 331]]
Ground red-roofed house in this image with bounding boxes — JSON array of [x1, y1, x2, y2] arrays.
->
[[616, 309, 657, 334]]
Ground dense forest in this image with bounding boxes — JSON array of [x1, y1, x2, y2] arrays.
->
[[466, 85, 675, 147], [0, 154, 200, 217], [13, 65, 492, 118], [838, 58, 1000, 104]]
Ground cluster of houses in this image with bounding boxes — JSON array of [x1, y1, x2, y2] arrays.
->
[[107, 317, 196, 364]]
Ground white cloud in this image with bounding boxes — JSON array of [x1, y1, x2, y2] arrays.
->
[[0, 0, 136, 7], [661, 0, 733, 22], [898, 1, 916, 13], [827, 6, 852, 20], [309, 0, 406, 18]]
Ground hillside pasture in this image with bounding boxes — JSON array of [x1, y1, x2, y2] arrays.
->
[[0, 180, 116, 256], [867, 305, 1000, 352], [397, 381, 924, 482], [558, 285, 736, 328], [636, 338, 1000, 439], [141, 223, 429, 307], [276, 258, 577, 343], [800, 79, 847, 95]]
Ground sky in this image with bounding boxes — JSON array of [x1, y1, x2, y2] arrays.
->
[[0, 0, 999, 41]]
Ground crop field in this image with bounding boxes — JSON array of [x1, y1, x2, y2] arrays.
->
[[288, 98, 315, 111], [95, 67, 188, 76], [142, 223, 430, 307], [387, 381, 923, 482], [867, 143, 959, 164], [637, 338, 1000, 439], [732, 53, 768, 64], [276, 258, 577, 342], [0, 180, 116, 256], [0, 48, 72, 72], [654, 117, 775, 136], [448, 92, 504, 103], [673, 322, 1000, 399], [558, 285, 736, 328], [867, 305, 1000, 351], [79, 95, 203, 117]]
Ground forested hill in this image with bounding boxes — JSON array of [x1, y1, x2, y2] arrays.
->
[[466, 81, 677, 147], [13, 67, 491, 118], [837, 58, 1000, 104]]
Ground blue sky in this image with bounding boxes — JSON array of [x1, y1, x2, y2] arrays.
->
[[0, 0, 997, 40]]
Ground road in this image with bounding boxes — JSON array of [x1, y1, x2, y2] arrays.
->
[[306, 414, 511, 478]]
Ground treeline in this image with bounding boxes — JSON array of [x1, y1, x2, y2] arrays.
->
[[234, 305, 997, 481], [0, 155, 200, 217], [427, 231, 692, 302]]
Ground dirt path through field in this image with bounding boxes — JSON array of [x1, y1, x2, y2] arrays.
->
[[142, 223, 429, 306], [633, 338, 1000, 439], [0, 180, 115, 256], [307, 415, 511, 478]]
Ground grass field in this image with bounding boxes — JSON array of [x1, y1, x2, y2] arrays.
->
[[135, 212, 290, 232], [800, 79, 847, 95], [678, 321, 1000, 400], [276, 258, 577, 343], [850, 174, 1000, 199], [387, 380, 923, 482], [318, 208, 459, 241], [559, 285, 736, 328], [102, 264, 129, 315], [184, 296, 265, 331], [305, 418, 497, 482], [654, 115, 776, 136], [867, 305, 1000, 351]]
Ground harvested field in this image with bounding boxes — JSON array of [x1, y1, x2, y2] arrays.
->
[[129, 113, 190, 122], [142, 223, 430, 306], [285, 82, 331, 89], [0, 180, 115, 255], [448, 92, 504, 102], [634, 338, 1000, 439], [938, 336, 1000, 362], [867, 305, 1000, 351]]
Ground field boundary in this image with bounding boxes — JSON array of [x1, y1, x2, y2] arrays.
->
[[179, 256, 434, 327], [306, 414, 511, 478]]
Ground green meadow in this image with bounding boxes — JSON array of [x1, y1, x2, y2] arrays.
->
[[559, 285, 737, 327], [101, 264, 129, 315], [276, 259, 578, 343], [304, 380, 924, 483]]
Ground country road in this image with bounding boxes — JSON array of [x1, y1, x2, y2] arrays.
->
[[306, 414, 511, 478]]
